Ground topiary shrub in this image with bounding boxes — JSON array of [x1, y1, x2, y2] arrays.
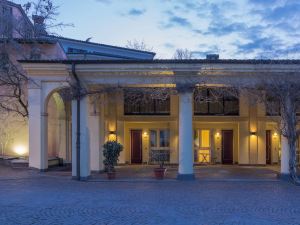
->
[[103, 141, 123, 172]]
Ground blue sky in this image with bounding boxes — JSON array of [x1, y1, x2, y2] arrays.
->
[[15, 0, 300, 59]]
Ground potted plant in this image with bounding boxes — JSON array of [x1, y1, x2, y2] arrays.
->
[[103, 141, 123, 179], [151, 150, 169, 179]]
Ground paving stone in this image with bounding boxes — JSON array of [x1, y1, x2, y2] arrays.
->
[[0, 164, 299, 224]]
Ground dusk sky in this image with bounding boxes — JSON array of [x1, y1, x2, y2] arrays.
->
[[15, 0, 300, 59]]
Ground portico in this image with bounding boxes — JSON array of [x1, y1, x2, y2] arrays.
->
[[21, 59, 300, 180]]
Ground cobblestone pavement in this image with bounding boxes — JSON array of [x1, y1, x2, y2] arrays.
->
[[0, 165, 300, 225], [91, 165, 280, 181]]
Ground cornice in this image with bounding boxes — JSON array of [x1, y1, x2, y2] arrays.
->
[[20, 63, 69, 77]]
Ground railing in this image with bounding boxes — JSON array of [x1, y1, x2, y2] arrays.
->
[[149, 149, 170, 164]]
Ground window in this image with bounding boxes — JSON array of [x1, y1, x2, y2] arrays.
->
[[265, 96, 300, 116], [150, 130, 157, 147], [266, 95, 280, 116], [124, 90, 170, 115], [150, 129, 170, 148], [194, 88, 239, 116], [159, 130, 170, 147], [149, 129, 170, 163]]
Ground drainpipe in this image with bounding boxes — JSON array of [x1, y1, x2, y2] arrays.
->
[[71, 63, 81, 180]]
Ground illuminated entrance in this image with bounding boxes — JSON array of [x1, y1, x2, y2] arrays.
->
[[194, 129, 211, 163]]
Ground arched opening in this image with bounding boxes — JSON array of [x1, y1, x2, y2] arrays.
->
[[46, 89, 72, 167]]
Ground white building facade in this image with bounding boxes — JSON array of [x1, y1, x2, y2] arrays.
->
[[20, 59, 300, 180]]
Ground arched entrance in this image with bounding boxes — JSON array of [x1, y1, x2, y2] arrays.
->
[[28, 82, 71, 171], [46, 90, 72, 167]]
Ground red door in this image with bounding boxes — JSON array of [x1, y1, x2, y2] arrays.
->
[[222, 130, 233, 164], [131, 130, 142, 164], [266, 130, 272, 164]]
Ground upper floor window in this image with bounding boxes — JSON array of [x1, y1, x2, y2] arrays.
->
[[266, 97, 300, 116], [124, 90, 170, 115], [266, 96, 281, 116], [194, 88, 239, 116]]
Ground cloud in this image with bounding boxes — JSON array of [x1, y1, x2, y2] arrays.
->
[[236, 36, 283, 55], [128, 8, 146, 16], [161, 15, 192, 28], [262, 3, 300, 22], [248, 0, 278, 6], [204, 22, 246, 36], [169, 16, 191, 27], [164, 43, 175, 49], [95, 0, 111, 4]]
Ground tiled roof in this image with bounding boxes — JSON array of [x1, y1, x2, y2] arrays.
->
[[19, 59, 300, 64], [47, 35, 156, 56]]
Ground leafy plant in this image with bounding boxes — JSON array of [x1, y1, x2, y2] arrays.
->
[[103, 141, 123, 172]]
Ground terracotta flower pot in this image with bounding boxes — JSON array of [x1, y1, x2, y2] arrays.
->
[[107, 171, 116, 180], [154, 168, 167, 179]]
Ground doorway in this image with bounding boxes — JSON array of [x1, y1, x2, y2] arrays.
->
[[131, 130, 142, 164], [222, 130, 233, 164], [194, 129, 211, 163], [266, 130, 272, 164]]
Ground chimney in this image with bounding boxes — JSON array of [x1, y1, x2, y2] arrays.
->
[[206, 54, 219, 60], [32, 15, 47, 36]]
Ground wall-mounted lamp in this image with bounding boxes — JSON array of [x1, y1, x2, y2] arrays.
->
[[215, 132, 221, 139], [143, 131, 148, 137], [108, 131, 117, 141], [250, 131, 257, 136]]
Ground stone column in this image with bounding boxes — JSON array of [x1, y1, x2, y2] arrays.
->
[[28, 87, 48, 171], [177, 91, 195, 180], [280, 135, 290, 176], [71, 97, 90, 180]]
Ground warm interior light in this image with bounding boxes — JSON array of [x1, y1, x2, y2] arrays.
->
[[143, 131, 148, 137], [108, 131, 117, 141], [215, 132, 221, 138], [250, 131, 257, 136], [273, 132, 278, 137], [201, 130, 210, 148], [14, 145, 27, 156]]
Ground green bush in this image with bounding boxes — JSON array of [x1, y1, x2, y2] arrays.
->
[[103, 141, 123, 172]]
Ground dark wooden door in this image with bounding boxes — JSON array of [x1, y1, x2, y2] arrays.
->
[[222, 130, 233, 164], [131, 130, 142, 164], [266, 130, 272, 164]]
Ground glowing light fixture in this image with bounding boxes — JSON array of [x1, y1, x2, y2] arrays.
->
[[215, 132, 221, 139], [250, 131, 257, 136], [143, 131, 148, 137], [108, 131, 117, 141], [14, 145, 27, 156]]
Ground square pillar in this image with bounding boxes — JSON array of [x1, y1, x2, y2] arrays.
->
[[177, 91, 195, 180], [280, 135, 289, 176], [28, 87, 48, 171], [71, 97, 90, 180], [89, 113, 101, 172]]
